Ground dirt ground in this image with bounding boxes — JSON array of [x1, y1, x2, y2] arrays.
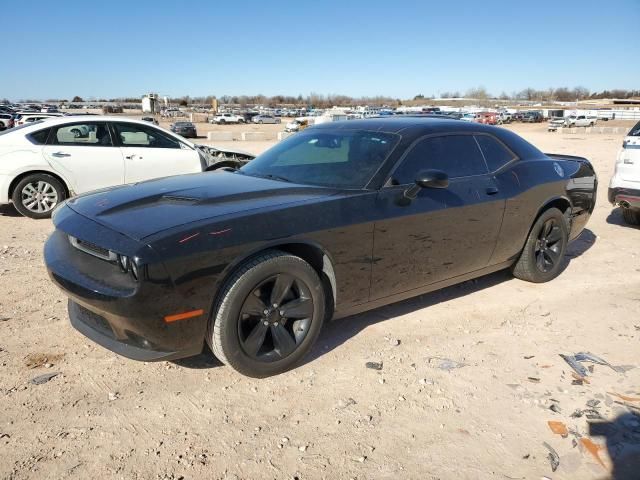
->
[[0, 122, 639, 480]]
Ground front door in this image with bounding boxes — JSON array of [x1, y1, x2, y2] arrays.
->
[[111, 122, 201, 184], [370, 134, 505, 300]]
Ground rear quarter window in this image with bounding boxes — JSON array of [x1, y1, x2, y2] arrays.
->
[[28, 128, 51, 145], [474, 135, 517, 172]]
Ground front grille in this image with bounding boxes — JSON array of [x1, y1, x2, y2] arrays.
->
[[68, 235, 117, 262]]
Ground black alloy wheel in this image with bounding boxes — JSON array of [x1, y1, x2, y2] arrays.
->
[[512, 207, 568, 283], [207, 251, 325, 377], [534, 218, 564, 273], [238, 274, 313, 361]]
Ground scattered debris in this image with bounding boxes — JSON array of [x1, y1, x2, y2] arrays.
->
[[579, 438, 607, 469], [108, 392, 119, 401], [574, 352, 633, 373], [427, 357, 467, 371], [29, 372, 59, 385], [549, 404, 562, 414], [365, 361, 383, 371], [524, 355, 535, 359], [527, 377, 541, 383], [543, 442, 560, 472], [335, 398, 357, 410], [548, 421, 569, 438], [586, 399, 601, 409], [561, 351, 634, 378], [522, 453, 530, 459], [560, 354, 589, 378], [389, 338, 400, 347], [571, 372, 590, 384], [607, 392, 640, 403]]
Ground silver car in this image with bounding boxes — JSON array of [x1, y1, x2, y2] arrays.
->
[[252, 115, 281, 124]]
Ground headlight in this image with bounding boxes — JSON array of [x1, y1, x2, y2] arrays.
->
[[130, 261, 139, 281], [118, 254, 129, 272]]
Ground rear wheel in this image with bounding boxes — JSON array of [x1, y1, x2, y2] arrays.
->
[[207, 251, 325, 377], [512, 208, 568, 283], [11, 173, 66, 219], [622, 207, 640, 226]]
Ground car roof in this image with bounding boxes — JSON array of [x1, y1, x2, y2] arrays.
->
[[309, 117, 545, 160]]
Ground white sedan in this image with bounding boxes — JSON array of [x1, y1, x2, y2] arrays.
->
[[0, 116, 254, 218]]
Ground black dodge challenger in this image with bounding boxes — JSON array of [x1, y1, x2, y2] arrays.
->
[[44, 118, 597, 377]]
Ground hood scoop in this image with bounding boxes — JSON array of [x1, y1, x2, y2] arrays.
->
[[162, 194, 201, 204]]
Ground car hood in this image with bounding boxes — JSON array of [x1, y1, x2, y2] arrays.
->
[[66, 171, 337, 240]]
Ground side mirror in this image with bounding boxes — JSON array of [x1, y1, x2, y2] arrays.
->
[[402, 170, 449, 201]]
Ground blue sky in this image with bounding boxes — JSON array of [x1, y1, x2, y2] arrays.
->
[[1, 0, 638, 100]]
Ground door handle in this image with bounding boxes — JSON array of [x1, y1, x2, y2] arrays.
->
[[51, 152, 70, 158], [125, 154, 135, 160], [485, 187, 499, 195]]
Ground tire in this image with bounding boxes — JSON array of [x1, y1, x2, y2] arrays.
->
[[219, 119, 225, 124], [512, 207, 569, 283], [11, 173, 66, 219], [207, 250, 326, 377], [622, 208, 640, 226], [258, 120, 263, 124]]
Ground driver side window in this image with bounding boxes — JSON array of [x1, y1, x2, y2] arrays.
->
[[113, 122, 180, 149], [392, 134, 488, 184]]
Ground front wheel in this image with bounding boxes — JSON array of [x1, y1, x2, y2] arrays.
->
[[512, 207, 568, 283], [207, 251, 326, 377], [11, 173, 66, 219]]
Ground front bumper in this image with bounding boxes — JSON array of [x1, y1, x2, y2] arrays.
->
[[609, 186, 640, 208], [44, 205, 208, 361]]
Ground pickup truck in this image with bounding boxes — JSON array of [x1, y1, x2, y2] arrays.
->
[[566, 115, 597, 127], [210, 113, 245, 124], [497, 112, 513, 124]]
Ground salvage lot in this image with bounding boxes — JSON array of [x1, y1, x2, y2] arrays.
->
[[0, 123, 639, 479]]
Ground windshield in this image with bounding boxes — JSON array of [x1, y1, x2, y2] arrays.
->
[[240, 129, 399, 188]]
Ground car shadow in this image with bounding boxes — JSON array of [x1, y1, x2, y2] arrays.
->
[[606, 208, 640, 230], [172, 348, 223, 369], [174, 229, 596, 371], [565, 227, 597, 260], [0, 204, 20, 217], [589, 412, 640, 480]]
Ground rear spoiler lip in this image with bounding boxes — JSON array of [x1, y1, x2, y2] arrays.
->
[[544, 153, 590, 163]]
